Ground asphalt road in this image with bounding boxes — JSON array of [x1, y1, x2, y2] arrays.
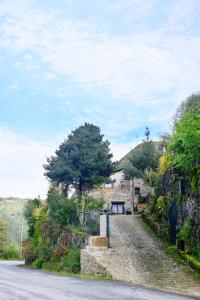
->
[[0, 261, 199, 300]]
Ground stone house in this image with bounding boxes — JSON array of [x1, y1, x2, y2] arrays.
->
[[89, 168, 151, 214]]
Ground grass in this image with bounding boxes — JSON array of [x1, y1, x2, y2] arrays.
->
[[21, 263, 112, 281]]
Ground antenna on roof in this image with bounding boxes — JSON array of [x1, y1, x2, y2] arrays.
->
[[145, 127, 150, 141]]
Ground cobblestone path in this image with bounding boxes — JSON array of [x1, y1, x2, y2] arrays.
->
[[96, 215, 200, 297]]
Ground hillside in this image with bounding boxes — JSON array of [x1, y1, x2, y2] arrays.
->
[[0, 197, 29, 245], [118, 141, 162, 168]]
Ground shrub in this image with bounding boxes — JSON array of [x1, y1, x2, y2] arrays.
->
[[23, 238, 38, 264], [52, 245, 67, 261], [38, 242, 51, 262], [60, 249, 80, 273], [191, 247, 200, 260], [32, 257, 44, 269], [0, 219, 8, 256], [177, 218, 194, 252], [2, 243, 20, 260]]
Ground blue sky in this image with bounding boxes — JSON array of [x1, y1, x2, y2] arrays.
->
[[0, 0, 200, 198]]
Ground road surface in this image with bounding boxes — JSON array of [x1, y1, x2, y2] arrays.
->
[[0, 261, 198, 300]]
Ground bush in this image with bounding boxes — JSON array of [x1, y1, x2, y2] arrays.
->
[[60, 249, 80, 273], [32, 257, 44, 269], [52, 245, 67, 261], [38, 242, 51, 262], [2, 243, 20, 260], [23, 239, 38, 264], [177, 218, 194, 252], [0, 219, 8, 256], [192, 247, 200, 260]]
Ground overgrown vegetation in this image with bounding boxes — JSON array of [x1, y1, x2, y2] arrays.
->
[[44, 123, 114, 227], [141, 93, 200, 268], [23, 193, 104, 272], [23, 123, 111, 273]]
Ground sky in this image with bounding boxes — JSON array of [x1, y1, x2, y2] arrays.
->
[[0, 0, 200, 198]]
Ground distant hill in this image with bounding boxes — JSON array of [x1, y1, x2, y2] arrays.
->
[[0, 197, 29, 245], [118, 141, 162, 169]]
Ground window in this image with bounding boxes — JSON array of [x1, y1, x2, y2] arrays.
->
[[111, 203, 124, 214], [135, 187, 140, 196]]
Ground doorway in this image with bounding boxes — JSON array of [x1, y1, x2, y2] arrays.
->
[[111, 202, 125, 214]]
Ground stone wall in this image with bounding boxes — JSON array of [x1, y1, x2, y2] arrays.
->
[[81, 248, 110, 276], [177, 195, 200, 246], [89, 177, 151, 213]]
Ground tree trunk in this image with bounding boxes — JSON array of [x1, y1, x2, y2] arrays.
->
[[79, 178, 85, 227]]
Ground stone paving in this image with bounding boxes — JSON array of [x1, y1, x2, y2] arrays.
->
[[96, 215, 200, 297]]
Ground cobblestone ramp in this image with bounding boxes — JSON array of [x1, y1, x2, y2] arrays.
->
[[96, 215, 200, 296]]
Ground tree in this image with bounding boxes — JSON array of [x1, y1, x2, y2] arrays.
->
[[124, 141, 160, 212], [173, 93, 200, 125], [169, 110, 200, 191], [47, 191, 79, 227], [0, 219, 8, 256], [44, 123, 114, 225], [125, 141, 160, 179], [24, 198, 41, 237]]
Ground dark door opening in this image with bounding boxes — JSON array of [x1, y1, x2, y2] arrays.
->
[[111, 202, 125, 214]]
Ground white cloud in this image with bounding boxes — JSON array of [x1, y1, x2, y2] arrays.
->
[[0, 127, 134, 197], [0, 0, 199, 108], [0, 127, 55, 198]]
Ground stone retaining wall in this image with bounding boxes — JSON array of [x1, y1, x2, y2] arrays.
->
[[81, 249, 111, 276]]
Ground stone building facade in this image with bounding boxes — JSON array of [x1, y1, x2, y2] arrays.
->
[[89, 168, 151, 214]]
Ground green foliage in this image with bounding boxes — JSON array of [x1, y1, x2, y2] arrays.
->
[[2, 243, 20, 260], [23, 196, 86, 274], [44, 123, 114, 197], [23, 238, 38, 264], [0, 219, 8, 256], [73, 196, 104, 228], [32, 257, 44, 269], [24, 198, 41, 237], [125, 141, 160, 180], [184, 254, 200, 272], [166, 246, 183, 264], [173, 92, 200, 125], [169, 110, 200, 191], [177, 218, 195, 252], [60, 249, 80, 273], [192, 247, 200, 260], [47, 192, 79, 226]]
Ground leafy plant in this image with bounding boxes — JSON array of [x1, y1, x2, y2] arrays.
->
[[60, 249, 80, 273], [177, 219, 194, 252], [0, 219, 8, 256], [2, 243, 20, 260]]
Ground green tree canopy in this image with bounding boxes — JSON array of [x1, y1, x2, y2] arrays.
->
[[125, 141, 160, 180], [169, 110, 200, 190], [44, 123, 114, 197], [173, 93, 200, 125]]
